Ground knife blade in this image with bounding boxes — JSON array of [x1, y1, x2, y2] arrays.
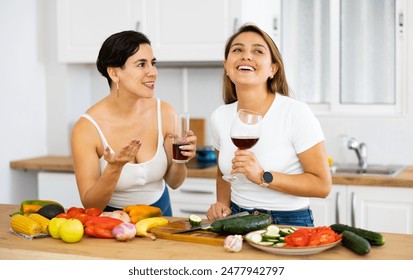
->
[[172, 211, 250, 234]]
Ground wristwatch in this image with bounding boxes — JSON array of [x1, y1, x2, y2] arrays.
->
[[260, 170, 273, 188]]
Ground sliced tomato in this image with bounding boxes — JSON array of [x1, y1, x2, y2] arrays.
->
[[285, 228, 310, 246], [284, 226, 341, 247], [318, 229, 338, 245]]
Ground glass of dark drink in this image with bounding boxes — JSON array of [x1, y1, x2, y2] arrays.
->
[[172, 113, 190, 163], [222, 109, 262, 183]]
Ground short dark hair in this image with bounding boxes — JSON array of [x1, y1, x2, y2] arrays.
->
[[96, 30, 151, 87]]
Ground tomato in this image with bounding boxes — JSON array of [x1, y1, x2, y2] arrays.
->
[[85, 208, 103, 217], [284, 226, 340, 247], [317, 228, 338, 245], [285, 228, 310, 246], [67, 207, 85, 215], [72, 213, 90, 225], [56, 213, 72, 219]]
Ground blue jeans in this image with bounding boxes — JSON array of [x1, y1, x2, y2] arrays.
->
[[230, 202, 314, 227], [104, 186, 173, 216]]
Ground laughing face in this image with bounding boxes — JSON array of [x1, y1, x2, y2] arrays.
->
[[118, 44, 157, 98], [224, 31, 276, 88]]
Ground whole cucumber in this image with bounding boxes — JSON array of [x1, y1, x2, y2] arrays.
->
[[330, 223, 385, 246], [341, 230, 371, 255], [222, 213, 272, 235]]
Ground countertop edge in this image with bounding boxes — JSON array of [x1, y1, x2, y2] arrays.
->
[[9, 156, 413, 187]]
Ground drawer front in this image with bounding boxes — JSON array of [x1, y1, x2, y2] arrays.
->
[[170, 178, 216, 218]]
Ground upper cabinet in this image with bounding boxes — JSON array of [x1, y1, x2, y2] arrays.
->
[[57, 0, 280, 64], [57, 0, 144, 63]]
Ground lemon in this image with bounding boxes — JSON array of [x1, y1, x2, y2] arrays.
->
[[59, 218, 84, 243], [48, 217, 67, 239]]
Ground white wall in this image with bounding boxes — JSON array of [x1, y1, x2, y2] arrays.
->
[[0, 0, 47, 203], [1, 0, 412, 204]]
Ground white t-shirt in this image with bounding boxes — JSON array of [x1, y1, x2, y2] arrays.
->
[[210, 93, 325, 211]]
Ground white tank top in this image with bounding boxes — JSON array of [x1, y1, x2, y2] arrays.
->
[[81, 98, 168, 208]]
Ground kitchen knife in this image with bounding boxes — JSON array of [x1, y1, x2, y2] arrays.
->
[[173, 211, 250, 234]]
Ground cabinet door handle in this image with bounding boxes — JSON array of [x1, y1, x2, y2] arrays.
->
[[179, 209, 207, 215], [233, 18, 238, 33], [180, 189, 214, 195], [335, 191, 340, 224], [135, 21, 140, 31], [273, 17, 278, 31], [351, 191, 356, 227]]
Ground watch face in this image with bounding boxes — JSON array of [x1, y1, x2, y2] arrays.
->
[[263, 171, 273, 183]]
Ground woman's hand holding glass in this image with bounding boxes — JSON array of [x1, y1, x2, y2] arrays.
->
[[222, 109, 262, 183]]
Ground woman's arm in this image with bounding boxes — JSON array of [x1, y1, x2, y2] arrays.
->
[[234, 141, 332, 198], [161, 102, 197, 189], [206, 151, 232, 221], [71, 118, 141, 210]]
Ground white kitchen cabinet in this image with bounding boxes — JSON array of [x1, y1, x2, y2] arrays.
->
[[348, 185, 413, 234], [310, 185, 413, 234], [57, 0, 280, 63], [38, 172, 83, 209], [169, 178, 216, 218], [57, 0, 145, 63]]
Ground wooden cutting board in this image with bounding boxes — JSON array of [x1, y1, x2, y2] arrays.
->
[[150, 219, 226, 246]]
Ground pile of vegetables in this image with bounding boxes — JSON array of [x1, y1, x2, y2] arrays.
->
[[9, 200, 170, 242]]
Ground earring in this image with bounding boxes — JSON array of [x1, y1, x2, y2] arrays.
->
[[116, 82, 119, 97]]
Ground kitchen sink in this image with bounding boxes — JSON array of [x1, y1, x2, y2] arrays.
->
[[331, 164, 405, 177]]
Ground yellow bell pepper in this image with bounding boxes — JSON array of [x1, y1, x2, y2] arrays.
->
[[122, 204, 163, 224]]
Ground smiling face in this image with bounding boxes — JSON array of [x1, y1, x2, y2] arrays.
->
[[116, 43, 158, 98], [224, 31, 277, 89]]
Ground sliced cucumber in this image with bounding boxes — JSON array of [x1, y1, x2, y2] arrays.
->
[[279, 228, 291, 237], [263, 231, 280, 239], [266, 224, 280, 234], [258, 241, 275, 246], [188, 214, 202, 227], [249, 232, 263, 244], [262, 238, 279, 243]]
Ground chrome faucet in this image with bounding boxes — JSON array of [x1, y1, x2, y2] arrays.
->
[[347, 138, 368, 170]]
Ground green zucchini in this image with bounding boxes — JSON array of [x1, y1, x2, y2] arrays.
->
[[188, 214, 202, 227], [330, 223, 385, 246], [341, 230, 371, 255], [221, 212, 273, 235]]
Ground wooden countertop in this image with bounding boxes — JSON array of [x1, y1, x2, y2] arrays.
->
[[1, 204, 412, 260], [10, 155, 413, 187]]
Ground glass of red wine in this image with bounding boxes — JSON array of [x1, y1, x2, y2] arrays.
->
[[222, 109, 262, 183]]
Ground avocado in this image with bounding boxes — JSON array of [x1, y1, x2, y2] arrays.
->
[[36, 203, 65, 219]]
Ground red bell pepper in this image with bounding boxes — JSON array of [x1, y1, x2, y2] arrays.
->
[[84, 216, 123, 238]]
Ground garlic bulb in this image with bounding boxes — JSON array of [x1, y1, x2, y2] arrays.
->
[[224, 235, 243, 253]]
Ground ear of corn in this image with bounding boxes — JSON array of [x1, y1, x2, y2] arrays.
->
[[28, 213, 50, 234], [10, 214, 42, 236]]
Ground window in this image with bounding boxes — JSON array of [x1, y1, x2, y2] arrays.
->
[[280, 0, 406, 115]]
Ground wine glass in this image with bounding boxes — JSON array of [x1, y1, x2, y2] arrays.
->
[[222, 109, 262, 183]]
